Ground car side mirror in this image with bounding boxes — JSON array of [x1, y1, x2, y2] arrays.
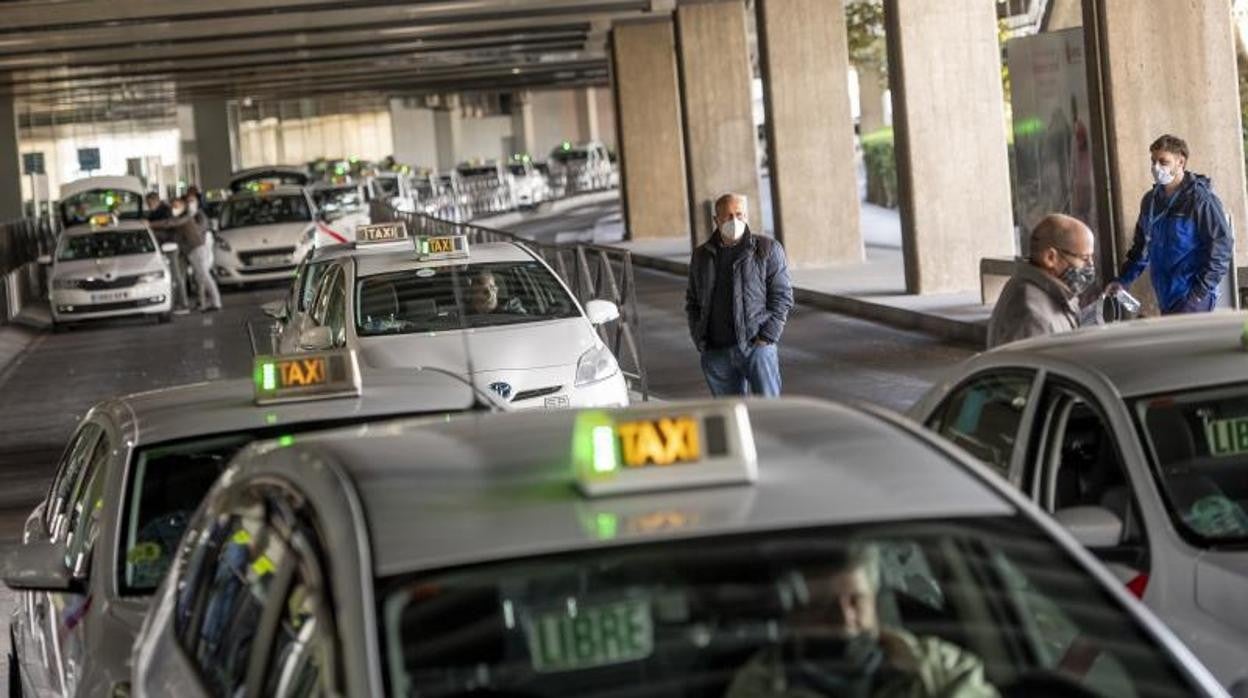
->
[[584, 299, 620, 326], [299, 326, 334, 351], [0, 541, 85, 593], [1054, 506, 1123, 549], [36, 254, 52, 265], [160, 242, 179, 254], [261, 300, 287, 321]]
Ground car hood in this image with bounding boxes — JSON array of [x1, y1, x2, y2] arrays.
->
[[53, 253, 163, 279], [358, 317, 596, 373], [218, 221, 313, 248]]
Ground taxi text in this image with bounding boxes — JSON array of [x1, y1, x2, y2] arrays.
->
[[616, 416, 700, 468]]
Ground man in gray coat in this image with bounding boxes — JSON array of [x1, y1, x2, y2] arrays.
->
[[987, 214, 1095, 348]]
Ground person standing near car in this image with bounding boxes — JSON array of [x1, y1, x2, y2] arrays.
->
[[150, 196, 221, 313], [1107, 134, 1233, 314], [685, 193, 793, 397], [144, 192, 171, 222]]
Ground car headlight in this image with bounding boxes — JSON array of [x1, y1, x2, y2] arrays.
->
[[52, 277, 81, 290], [137, 270, 166, 284], [575, 344, 619, 386], [215, 235, 232, 252]]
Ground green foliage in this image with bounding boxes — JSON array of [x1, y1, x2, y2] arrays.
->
[[846, 0, 887, 80], [861, 128, 898, 209]]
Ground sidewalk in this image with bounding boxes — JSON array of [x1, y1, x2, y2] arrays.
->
[[0, 304, 52, 383]]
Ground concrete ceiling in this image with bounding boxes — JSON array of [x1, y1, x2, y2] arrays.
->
[[3, 0, 654, 126]]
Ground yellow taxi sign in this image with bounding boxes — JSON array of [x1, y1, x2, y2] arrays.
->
[[356, 221, 409, 245], [573, 403, 757, 497], [253, 350, 361, 405], [89, 213, 115, 228], [414, 235, 470, 260]]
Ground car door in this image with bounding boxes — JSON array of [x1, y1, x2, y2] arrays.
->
[[924, 369, 1042, 485], [1023, 380, 1151, 593], [292, 264, 343, 352]]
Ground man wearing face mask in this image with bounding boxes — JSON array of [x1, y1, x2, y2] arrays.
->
[[150, 195, 221, 313], [685, 193, 793, 397], [987, 214, 1095, 348], [1106, 134, 1233, 314]]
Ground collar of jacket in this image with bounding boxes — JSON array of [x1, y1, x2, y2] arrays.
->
[[1019, 259, 1078, 308], [705, 227, 754, 257]]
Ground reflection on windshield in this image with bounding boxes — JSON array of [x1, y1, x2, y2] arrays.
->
[[220, 195, 311, 230], [313, 187, 365, 221], [60, 190, 143, 227], [1137, 385, 1248, 543], [58, 231, 155, 261], [355, 262, 578, 337], [379, 519, 1192, 698]]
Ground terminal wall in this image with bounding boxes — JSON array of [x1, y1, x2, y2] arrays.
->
[[390, 100, 439, 170]]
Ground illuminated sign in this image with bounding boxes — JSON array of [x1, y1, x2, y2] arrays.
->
[[617, 416, 701, 468], [253, 350, 361, 404], [414, 235, 470, 260], [88, 213, 114, 228], [355, 221, 408, 245], [1204, 415, 1248, 457]]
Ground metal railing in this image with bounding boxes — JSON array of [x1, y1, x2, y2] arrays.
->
[[0, 216, 56, 276], [370, 199, 650, 400]]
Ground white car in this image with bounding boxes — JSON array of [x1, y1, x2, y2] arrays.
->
[[227, 165, 311, 193], [212, 185, 317, 286], [549, 140, 614, 194], [1, 351, 492, 698], [309, 180, 370, 246], [910, 312, 1248, 692], [508, 160, 551, 208], [57, 175, 147, 232], [130, 398, 1228, 697], [41, 216, 173, 325], [280, 228, 629, 409]]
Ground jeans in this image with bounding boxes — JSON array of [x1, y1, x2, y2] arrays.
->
[[1163, 290, 1218, 315], [700, 343, 781, 397], [164, 249, 189, 311], [188, 244, 221, 310]]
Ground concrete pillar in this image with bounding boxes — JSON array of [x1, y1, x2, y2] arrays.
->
[[0, 96, 21, 220], [1084, 0, 1248, 278], [389, 98, 439, 168], [884, 0, 1015, 294], [611, 18, 690, 241], [857, 62, 888, 135], [576, 87, 601, 143], [434, 107, 462, 172], [675, 0, 763, 244], [758, 0, 862, 267], [510, 92, 537, 157], [191, 98, 234, 189]]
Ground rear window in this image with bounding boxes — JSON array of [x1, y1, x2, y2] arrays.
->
[[312, 186, 365, 219], [1135, 383, 1248, 545], [220, 195, 311, 230], [374, 178, 401, 197], [379, 518, 1199, 698], [57, 230, 155, 260]]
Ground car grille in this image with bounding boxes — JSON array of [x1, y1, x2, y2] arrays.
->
[[76, 275, 141, 290], [238, 265, 296, 275], [60, 297, 164, 314], [239, 247, 296, 267], [512, 385, 563, 402]]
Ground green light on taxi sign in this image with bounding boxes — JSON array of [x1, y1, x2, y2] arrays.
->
[[592, 425, 618, 474], [595, 512, 619, 540], [278, 434, 295, 447], [104, 194, 116, 206], [260, 362, 277, 391]]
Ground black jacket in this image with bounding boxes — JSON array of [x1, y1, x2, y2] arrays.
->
[[685, 229, 794, 352]]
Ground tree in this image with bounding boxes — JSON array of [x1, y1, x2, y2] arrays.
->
[[845, 0, 887, 84]]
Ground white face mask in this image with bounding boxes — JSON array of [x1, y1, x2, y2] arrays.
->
[[187, 200, 199, 214], [172, 206, 186, 217], [719, 217, 746, 241], [1152, 163, 1175, 187]]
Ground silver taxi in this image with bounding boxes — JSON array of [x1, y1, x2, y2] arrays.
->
[[2, 352, 490, 698], [910, 312, 1248, 691], [131, 399, 1225, 697]]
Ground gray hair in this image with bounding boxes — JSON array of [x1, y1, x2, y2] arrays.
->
[[713, 192, 749, 217]]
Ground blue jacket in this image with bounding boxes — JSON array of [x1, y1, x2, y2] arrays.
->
[[1118, 173, 1233, 313], [685, 229, 794, 353]]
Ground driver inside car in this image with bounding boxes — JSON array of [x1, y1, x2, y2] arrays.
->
[[467, 270, 526, 315], [725, 544, 997, 698]]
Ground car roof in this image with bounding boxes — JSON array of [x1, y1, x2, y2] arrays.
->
[[98, 368, 479, 448], [59, 175, 145, 199], [227, 185, 307, 199], [984, 312, 1248, 397], [281, 398, 1014, 577], [353, 241, 535, 277]]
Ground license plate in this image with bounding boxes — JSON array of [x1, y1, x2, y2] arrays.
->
[[248, 254, 289, 267], [525, 599, 652, 673], [544, 395, 570, 409], [90, 291, 130, 302]]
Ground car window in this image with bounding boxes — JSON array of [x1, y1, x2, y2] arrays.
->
[[378, 518, 1197, 698], [263, 537, 337, 697], [57, 230, 156, 261], [1134, 382, 1248, 546], [1043, 399, 1143, 541], [310, 266, 342, 327], [323, 273, 347, 347], [62, 434, 111, 572], [928, 371, 1035, 480], [46, 423, 104, 531], [220, 195, 311, 230], [59, 188, 143, 227]]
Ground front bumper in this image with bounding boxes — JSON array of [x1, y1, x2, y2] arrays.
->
[[477, 366, 629, 411], [50, 281, 172, 322], [213, 241, 310, 285]]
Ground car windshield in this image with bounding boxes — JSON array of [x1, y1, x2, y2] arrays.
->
[[356, 261, 579, 336], [378, 518, 1198, 698], [230, 172, 309, 192], [220, 195, 311, 230], [57, 230, 155, 261], [1134, 383, 1248, 545], [508, 165, 529, 176], [60, 189, 143, 227], [550, 149, 589, 164], [375, 178, 401, 197], [312, 186, 365, 218], [458, 167, 498, 178]]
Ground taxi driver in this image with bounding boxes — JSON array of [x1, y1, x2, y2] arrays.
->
[[468, 270, 525, 315], [725, 544, 996, 697]]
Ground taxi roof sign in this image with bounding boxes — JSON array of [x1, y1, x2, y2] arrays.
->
[[356, 221, 409, 245], [253, 350, 361, 405], [415, 234, 470, 261], [573, 402, 758, 497], [89, 213, 115, 228]]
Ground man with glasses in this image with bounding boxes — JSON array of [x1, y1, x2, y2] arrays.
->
[[988, 214, 1096, 348]]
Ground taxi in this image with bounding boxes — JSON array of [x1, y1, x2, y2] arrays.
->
[[309, 179, 370, 246], [1, 351, 493, 698], [130, 399, 1226, 697], [278, 223, 630, 409], [212, 184, 318, 286], [910, 312, 1248, 691], [40, 214, 174, 326], [57, 175, 147, 232], [227, 165, 311, 193]]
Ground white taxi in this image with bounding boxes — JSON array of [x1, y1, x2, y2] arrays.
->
[[309, 180, 370, 246], [212, 185, 318, 286], [279, 224, 629, 409], [40, 214, 173, 326], [1, 350, 492, 698], [130, 399, 1227, 697], [911, 312, 1248, 692], [57, 175, 147, 232]]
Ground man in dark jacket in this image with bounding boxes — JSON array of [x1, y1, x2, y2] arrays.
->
[[151, 196, 220, 312], [685, 193, 794, 397], [1108, 134, 1233, 314], [145, 192, 171, 222]]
